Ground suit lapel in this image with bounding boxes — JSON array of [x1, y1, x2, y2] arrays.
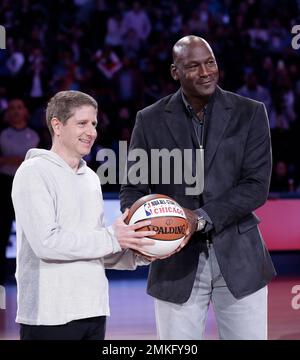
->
[[163, 87, 233, 176], [164, 89, 194, 150], [204, 87, 233, 173]]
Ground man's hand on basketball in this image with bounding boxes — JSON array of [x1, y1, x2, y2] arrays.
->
[[112, 209, 156, 253], [155, 208, 197, 258], [176, 207, 198, 250], [153, 208, 197, 258]]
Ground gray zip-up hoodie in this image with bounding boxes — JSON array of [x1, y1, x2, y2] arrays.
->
[[12, 149, 141, 325]]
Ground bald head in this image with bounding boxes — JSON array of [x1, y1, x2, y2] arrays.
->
[[172, 36, 214, 64], [170, 35, 219, 100]]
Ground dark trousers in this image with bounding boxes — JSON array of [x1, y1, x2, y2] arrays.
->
[[0, 174, 14, 284], [20, 316, 106, 340]]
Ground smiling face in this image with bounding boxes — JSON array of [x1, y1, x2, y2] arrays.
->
[[51, 105, 98, 161], [171, 37, 219, 102]]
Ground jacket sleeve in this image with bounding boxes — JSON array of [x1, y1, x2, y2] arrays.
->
[[12, 165, 122, 261], [201, 103, 272, 234], [104, 249, 150, 270]]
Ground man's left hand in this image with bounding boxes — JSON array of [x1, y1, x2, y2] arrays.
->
[[174, 208, 198, 252]]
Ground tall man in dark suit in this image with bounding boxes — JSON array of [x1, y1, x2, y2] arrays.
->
[[120, 35, 276, 339]]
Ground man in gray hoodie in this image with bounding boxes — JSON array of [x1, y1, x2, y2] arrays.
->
[[11, 90, 155, 340]]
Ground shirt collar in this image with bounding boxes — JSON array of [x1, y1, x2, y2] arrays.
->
[[181, 90, 190, 111], [180, 88, 216, 118], [77, 158, 87, 174]]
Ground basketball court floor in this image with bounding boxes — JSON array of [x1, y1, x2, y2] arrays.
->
[[1, 275, 299, 340]]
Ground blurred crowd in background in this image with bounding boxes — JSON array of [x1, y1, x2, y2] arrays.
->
[[1, 0, 300, 194]]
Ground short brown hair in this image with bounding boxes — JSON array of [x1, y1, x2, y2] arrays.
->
[[46, 90, 98, 137]]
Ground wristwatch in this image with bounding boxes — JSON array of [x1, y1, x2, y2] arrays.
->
[[197, 216, 207, 232]]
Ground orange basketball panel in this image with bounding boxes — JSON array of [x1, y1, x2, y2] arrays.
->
[[136, 216, 188, 241]]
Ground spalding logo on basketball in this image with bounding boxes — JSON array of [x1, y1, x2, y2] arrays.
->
[[126, 194, 188, 257]]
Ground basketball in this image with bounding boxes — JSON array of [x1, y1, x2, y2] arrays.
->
[[125, 194, 188, 257]]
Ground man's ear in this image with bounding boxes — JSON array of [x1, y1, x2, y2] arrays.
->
[[51, 117, 62, 136], [170, 64, 179, 81]]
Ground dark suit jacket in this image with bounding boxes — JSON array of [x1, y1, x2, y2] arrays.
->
[[120, 86, 276, 302]]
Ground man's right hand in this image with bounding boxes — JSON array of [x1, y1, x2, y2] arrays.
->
[[112, 209, 156, 253]]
